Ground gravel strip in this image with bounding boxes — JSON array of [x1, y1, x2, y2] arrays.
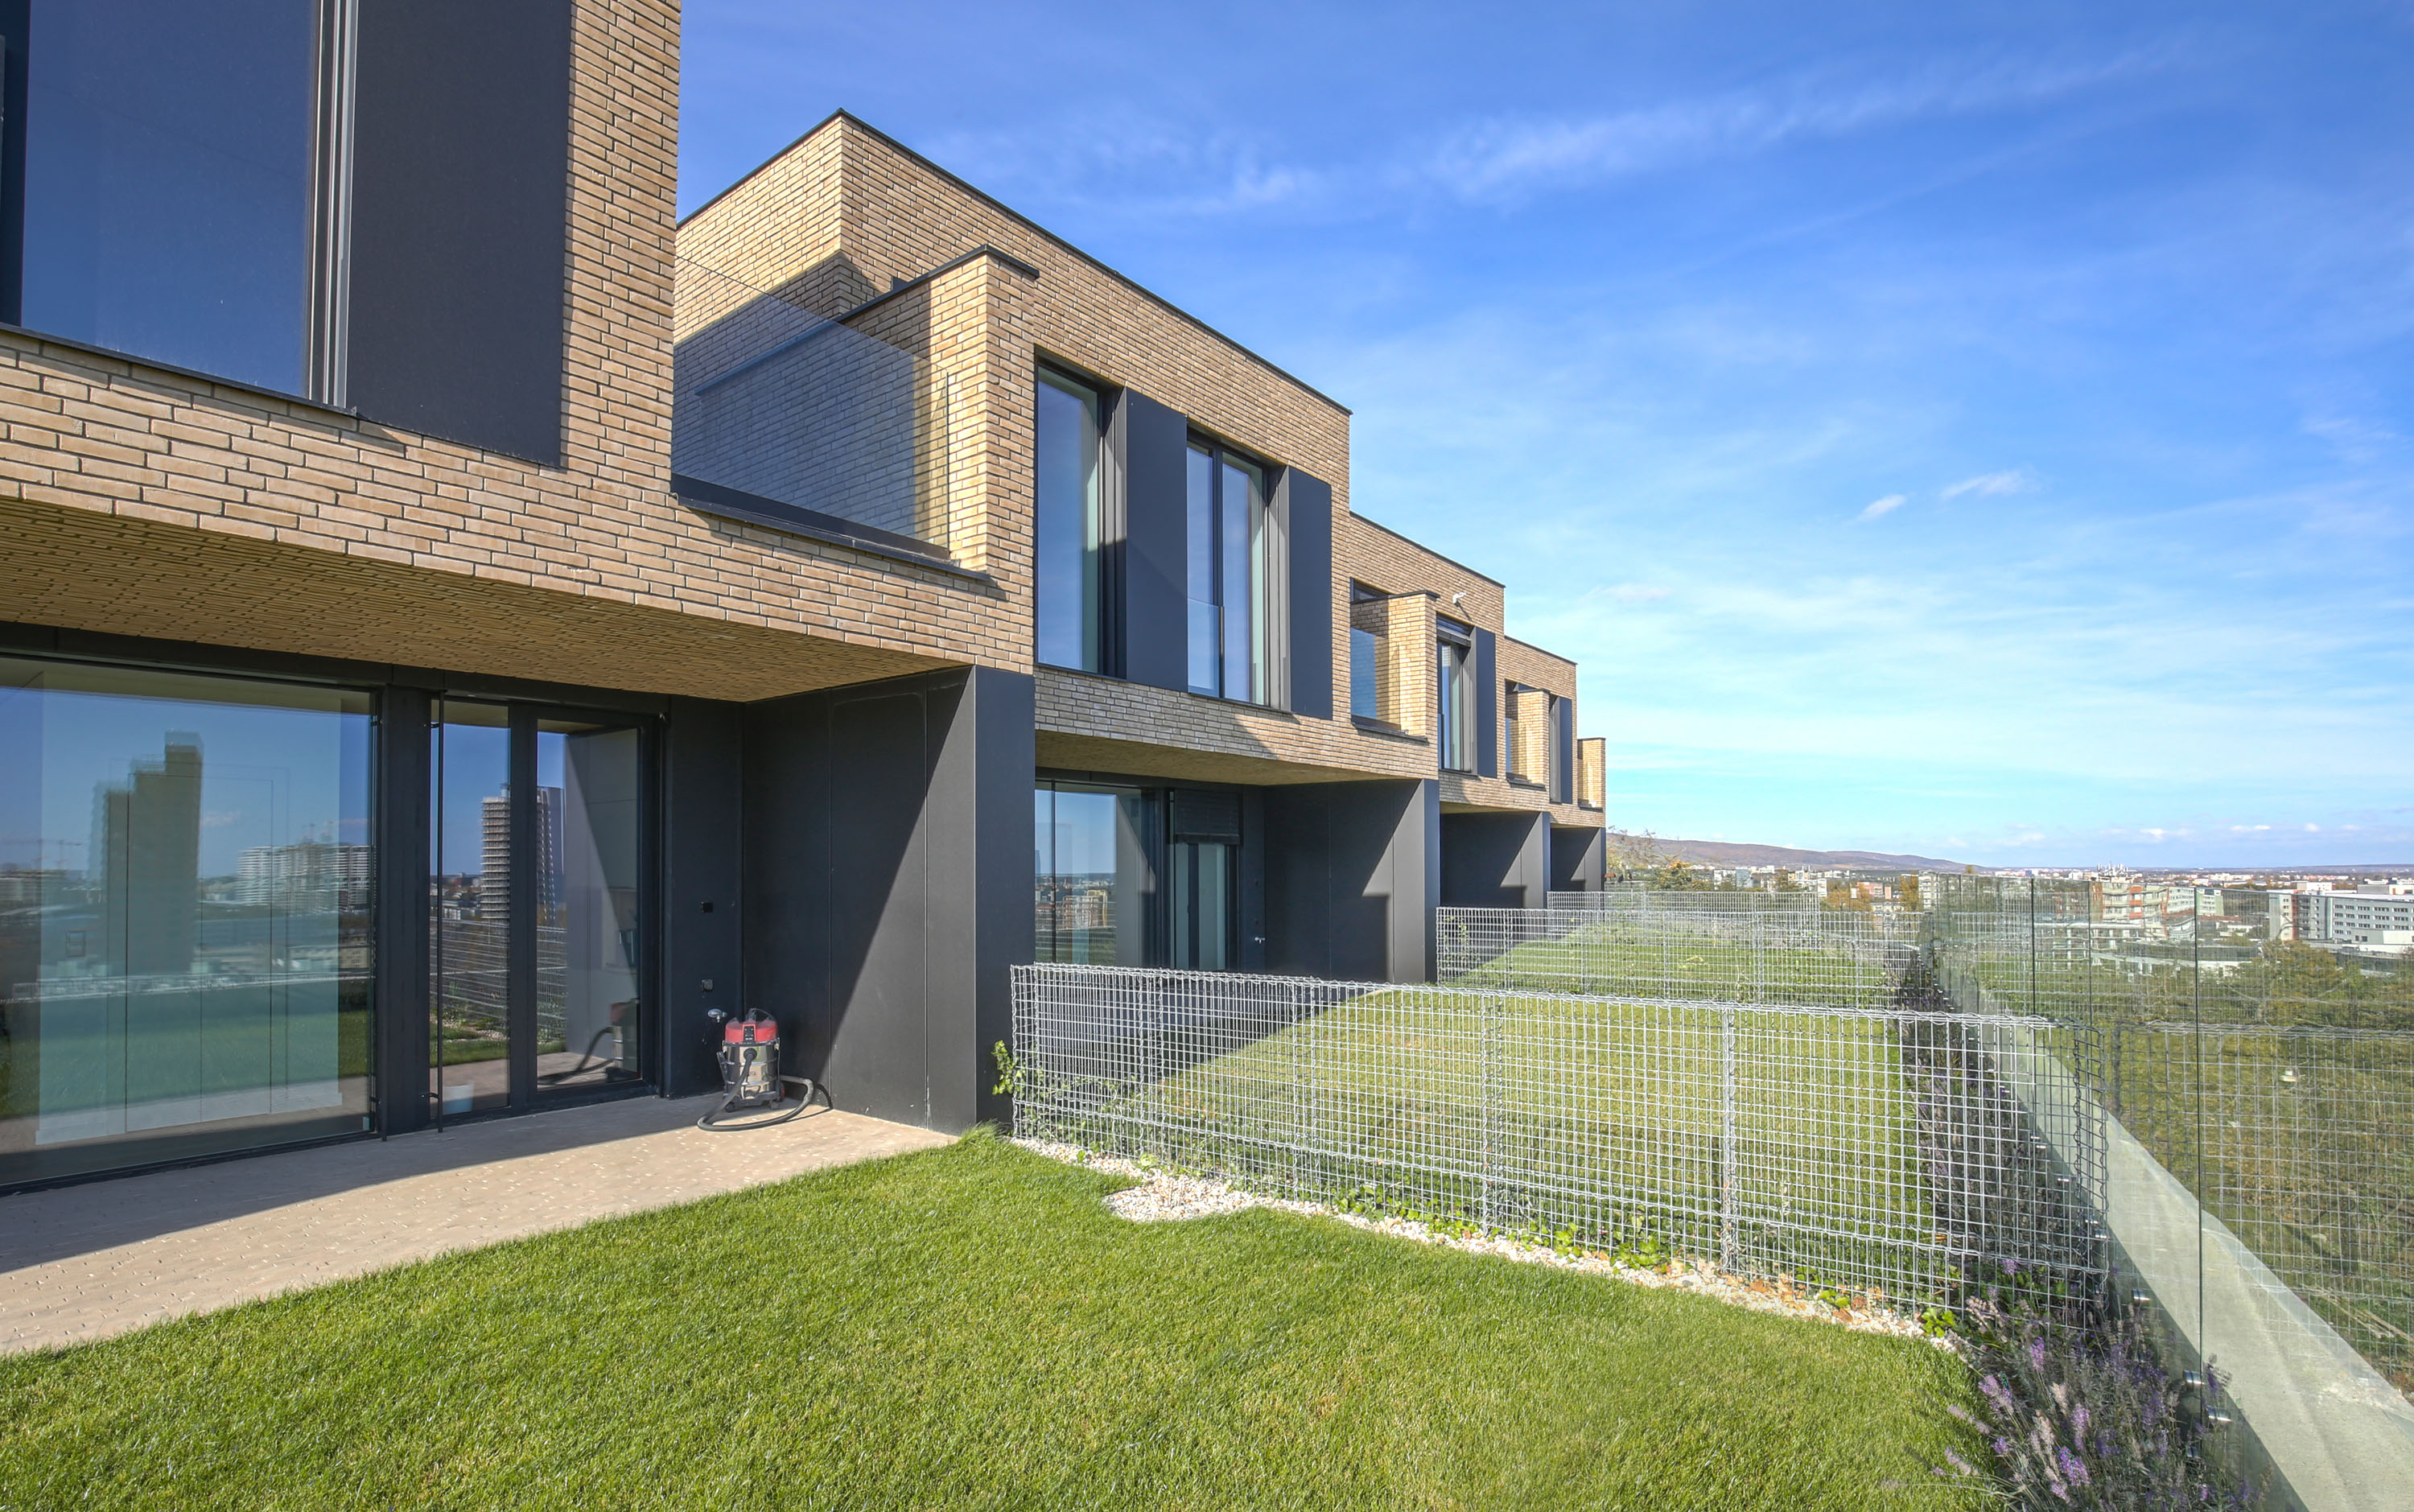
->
[[1020, 1138, 1946, 1348]]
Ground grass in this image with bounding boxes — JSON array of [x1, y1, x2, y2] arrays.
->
[[0, 1133, 1984, 1511]]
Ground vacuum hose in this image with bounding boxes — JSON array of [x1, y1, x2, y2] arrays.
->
[[696, 1073, 826, 1131]]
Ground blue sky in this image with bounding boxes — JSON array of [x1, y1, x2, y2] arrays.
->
[[681, 2, 2414, 868]]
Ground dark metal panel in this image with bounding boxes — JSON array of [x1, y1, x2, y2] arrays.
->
[[1440, 811, 1550, 909], [1551, 695, 1576, 805], [1118, 389, 1190, 692], [938, 665, 1034, 1130], [373, 685, 433, 1134], [1279, 468, 1334, 719], [348, 0, 572, 464], [1550, 824, 1606, 894], [1237, 787, 1267, 973], [742, 665, 1032, 1135], [661, 698, 744, 1098], [1263, 780, 1431, 982], [1392, 780, 1441, 983], [1473, 629, 1498, 778]]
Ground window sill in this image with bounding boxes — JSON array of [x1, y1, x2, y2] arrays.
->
[[1351, 716, 1428, 745], [1506, 776, 1547, 791], [0, 319, 360, 422], [673, 474, 993, 583]]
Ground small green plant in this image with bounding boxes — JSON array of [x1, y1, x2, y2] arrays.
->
[[990, 1040, 1023, 1099], [1919, 1306, 1959, 1338]]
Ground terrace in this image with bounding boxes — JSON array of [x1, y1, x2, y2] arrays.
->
[[1012, 886, 2414, 1510]]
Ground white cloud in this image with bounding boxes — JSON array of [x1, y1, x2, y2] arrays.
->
[[1416, 48, 2177, 200], [1856, 493, 1906, 521], [1941, 468, 2037, 500], [1609, 583, 1670, 604]]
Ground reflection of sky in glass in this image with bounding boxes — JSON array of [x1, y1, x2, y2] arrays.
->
[[434, 721, 509, 880], [3, 682, 368, 877], [19, 0, 317, 393], [1040, 789, 1118, 876]]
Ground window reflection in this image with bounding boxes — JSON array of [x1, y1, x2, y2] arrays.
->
[[535, 719, 643, 1098], [0, 657, 373, 1186], [1034, 371, 1103, 671], [19, 0, 325, 395], [1033, 785, 1154, 966], [429, 703, 512, 1115]]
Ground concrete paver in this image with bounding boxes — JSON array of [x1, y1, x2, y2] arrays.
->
[[0, 1095, 952, 1354]]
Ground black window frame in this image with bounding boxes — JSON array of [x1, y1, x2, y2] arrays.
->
[[1436, 616, 1475, 774], [1185, 432, 1283, 709], [1032, 362, 1120, 677]]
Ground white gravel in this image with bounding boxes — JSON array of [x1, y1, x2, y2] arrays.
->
[[1020, 1138, 1946, 1348]]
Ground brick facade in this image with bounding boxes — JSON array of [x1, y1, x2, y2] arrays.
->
[[0, 2, 1022, 702], [682, 113, 1599, 830]]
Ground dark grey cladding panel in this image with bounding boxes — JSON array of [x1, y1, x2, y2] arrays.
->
[[741, 665, 1033, 1134], [1264, 779, 1437, 983], [349, 0, 573, 465], [1550, 824, 1606, 894], [1440, 810, 1550, 911], [1553, 695, 1576, 805], [1473, 629, 1498, 778], [1118, 389, 1190, 692], [1279, 468, 1334, 719], [373, 686, 434, 1135], [662, 698, 747, 1099]]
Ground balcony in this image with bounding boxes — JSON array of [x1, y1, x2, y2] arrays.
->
[[671, 256, 970, 571]]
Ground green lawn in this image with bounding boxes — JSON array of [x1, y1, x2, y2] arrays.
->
[[0, 1134, 1984, 1511]]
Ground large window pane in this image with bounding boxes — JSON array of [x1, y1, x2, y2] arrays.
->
[[535, 720, 645, 1098], [19, 0, 323, 394], [1034, 372, 1102, 670], [1438, 638, 1473, 772], [1169, 841, 1231, 971], [1219, 458, 1263, 703], [1034, 785, 1152, 966], [430, 703, 511, 1116], [0, 657, 372, 1187]]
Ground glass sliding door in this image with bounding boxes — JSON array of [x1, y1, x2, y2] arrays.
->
[[430, 703, 651, 1119], [0, 656, 373, 1188], [429, 702, 512, 1115], [534, 718, 645, 1098]]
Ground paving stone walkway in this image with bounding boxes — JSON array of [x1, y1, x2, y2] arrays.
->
[[0, 1095, 951, 1355]]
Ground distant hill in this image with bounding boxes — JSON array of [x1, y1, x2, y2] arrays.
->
[[1647, 838, 1977, 873]]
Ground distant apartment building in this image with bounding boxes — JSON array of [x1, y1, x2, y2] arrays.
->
[[2304, 890, 2414, 954], [0, 12, 1600, 1190]]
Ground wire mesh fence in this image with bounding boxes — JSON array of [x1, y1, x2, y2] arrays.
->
[[1440, 903, 1922, 1009], [1013, 961, 2106, 1316]]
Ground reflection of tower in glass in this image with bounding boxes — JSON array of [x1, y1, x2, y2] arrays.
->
[[89, 733, 203, 976], [478, 786, 560, 920]]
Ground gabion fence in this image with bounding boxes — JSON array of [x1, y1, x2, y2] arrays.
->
[[1011, 962, 2106, 1316], [1439, 903, 1922, 1009]]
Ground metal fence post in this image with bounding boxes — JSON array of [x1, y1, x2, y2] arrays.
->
[[1480, 991, 1497, 1230], [1720, 1000, 1739, 1272]]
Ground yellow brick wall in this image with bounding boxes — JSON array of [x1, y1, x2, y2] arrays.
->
[[0, 1, 1025, 701]]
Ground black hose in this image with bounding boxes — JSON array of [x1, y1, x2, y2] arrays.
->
[[539, 1027, 621, 1085], [696, 1074, 827, 1131]]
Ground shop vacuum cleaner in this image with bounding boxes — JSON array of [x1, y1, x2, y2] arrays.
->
[[697, 1008, 825, 1130]]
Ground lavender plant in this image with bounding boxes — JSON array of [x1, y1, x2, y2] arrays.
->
[[1937, 1296, 2260, 1509]]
